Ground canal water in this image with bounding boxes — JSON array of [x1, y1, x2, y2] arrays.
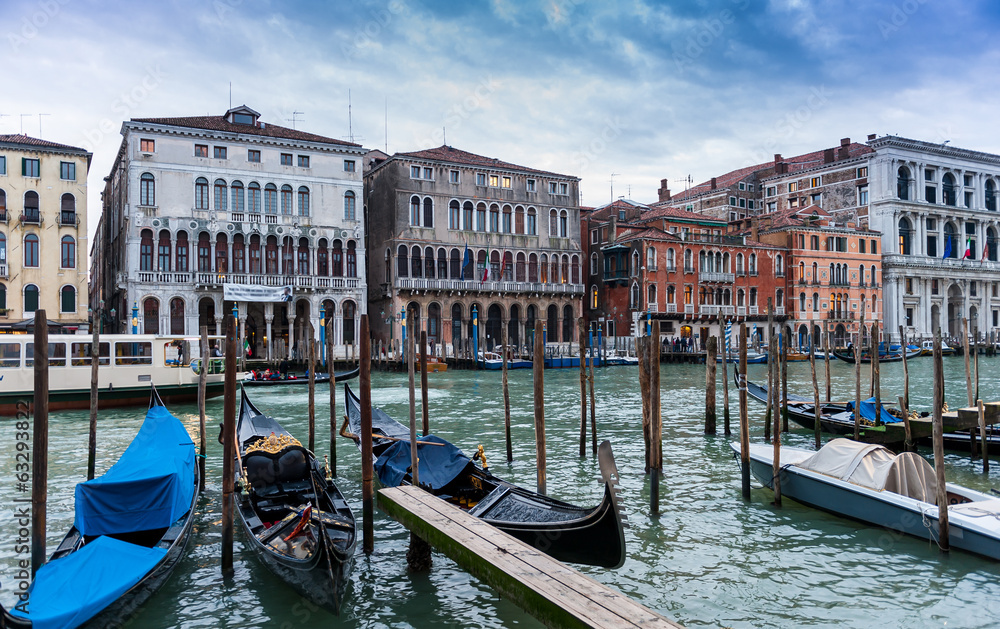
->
[[0, 355, 998, 628]]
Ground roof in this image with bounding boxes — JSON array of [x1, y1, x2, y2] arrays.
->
[[637, 205, 727, 224], [129, 115, 360, 148], [0, 134, 90, 155], [392, 145, 577, 180], [587, 198, 650, 222], [612, 227, 682, 246]]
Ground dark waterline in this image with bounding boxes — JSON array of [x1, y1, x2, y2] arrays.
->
[[0, 356, 998, 628]]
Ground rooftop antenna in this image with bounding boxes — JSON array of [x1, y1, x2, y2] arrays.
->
[[443, 126, 446, 146], [674, 174, 693, 193], [287, 111, 304, 130], [38, 114, 50, 138], [609, 172, 619, 202]]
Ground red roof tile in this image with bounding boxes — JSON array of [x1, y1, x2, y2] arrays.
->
[[0, 134, 89, 153], [130, 116, 360, 147], [395, 145, 576, 179]]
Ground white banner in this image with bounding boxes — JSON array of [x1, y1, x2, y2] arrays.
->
[[223, 283, 294, 303]]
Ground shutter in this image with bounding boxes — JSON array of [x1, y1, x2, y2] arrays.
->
[[22, 158, 27, 176]]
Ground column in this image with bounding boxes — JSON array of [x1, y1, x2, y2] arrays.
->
[[264, 314, 273, 362], [214, 315, 223, 336], [287, 315, 295, 360]]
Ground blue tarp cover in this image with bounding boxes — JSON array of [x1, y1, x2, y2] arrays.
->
[[9, 535, 167, 629], [374, 434, 471, 490], [847, 397, 902, 424], [74, 405, 195, 536]]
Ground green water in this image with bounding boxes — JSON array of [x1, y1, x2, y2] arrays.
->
[[0, 356, 998, 628]]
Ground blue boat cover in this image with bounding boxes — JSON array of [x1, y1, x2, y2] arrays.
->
[[847, 397, 902, 424], [374, 434, 471, 490], [9, 535, 167, 629], [74, 405, 196, 536]]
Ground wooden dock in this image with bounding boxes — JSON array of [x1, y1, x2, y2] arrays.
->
[[378, 485, 684, 629]]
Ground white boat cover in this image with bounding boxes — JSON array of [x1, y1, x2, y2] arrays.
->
[[797, 438, 936, 503]]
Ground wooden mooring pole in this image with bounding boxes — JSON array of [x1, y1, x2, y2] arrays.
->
[[855, 303, 865, 441], [639, 334, 651, 473], [502, 323, 512, 463], [899, 325, 910, 421], [979, 399, 990, 474], [578, 318, 588, 457], [873, 321, 881, 433], [809, 335, 821, 449], [360, 314, 374, 553], [31, 310, 49, 577], [705, 336, 717, 434], [651, 320, 662, 515], [221, 314, 237, 574], [420, 330, 429, 437], [781, 324, 789, 433], [328, 316, 337, 477], [962, 318, 978, 458], [533, 320, 546, 495], [308, 325, 316, 453], [588, 324, 598, 454], [764, 301, 774, 442], [932, 331, 950, 552], [87, 311, 100, 481], [823, 325, 832, 403], [408, 320, 431, 571], [407, 315, 417, 483], [720, 332, 731, 436], [739, 323, 751, 500], [198, 325, 208, 492], [772, 328, 782, 507]]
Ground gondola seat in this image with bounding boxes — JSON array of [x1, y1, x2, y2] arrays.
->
[[244, 445, 310, 490]]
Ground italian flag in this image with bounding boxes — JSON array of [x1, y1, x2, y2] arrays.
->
[[964, 237, 973, 260], [482, 245, 491, 281]]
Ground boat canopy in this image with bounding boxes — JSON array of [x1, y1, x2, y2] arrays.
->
[[9, 534, 167, 629], [74, 405, 196, 536], [798, 438, 937, 503], [846, 397, 902, 424], [374, 435, 472, 490]]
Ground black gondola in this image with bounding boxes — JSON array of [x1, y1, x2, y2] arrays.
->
[[831, 348, 920, 363], [343, 384, 626, 569], [1, 385, 198, 629], [232, 387, 357, 614], [242, 367, 360, 387]]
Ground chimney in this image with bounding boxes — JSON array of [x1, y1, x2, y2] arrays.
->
[[840, 138, 850, 147], [657, 178, 671, 202], [774, 154, 783, 164], [824, 148, 835, 164], [710, 177, 717, 190], [751, 219, 758, 243], [867, 133, 876, 142], [609, 215, 617, 244]]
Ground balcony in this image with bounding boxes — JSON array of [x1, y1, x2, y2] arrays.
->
[[0, 210, 8, 223], [665, 303, 678, 314], [231, 212, 245, 222], [737, 306, 746, 316], [265, 215, 278, 225], [665, 264, 677, 273], [58, 212, 79, 227], [394, 277, 584, 296], [701, 272, 735, 283], [684, 304, 694, 314], [646, 304, 659, 313], [602, 271, 629, 282], [775, 306, 785, 315], [684, 265, 695, 274], [20, 211, 41, 225], [0, 263, 8, 278], [749, 306, 759, 315], [700, 305, 719, 316], [827, 311, 856, 321]]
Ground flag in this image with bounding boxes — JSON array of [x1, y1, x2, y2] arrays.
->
[[942, 234, 952, 259], [482, 245, 491, 281], [461, 242, 471, 280], [983, 242, 990, 264], [498, 249, 508, 280], [963, 237, 973, 260], [244, 339, 251, 356]]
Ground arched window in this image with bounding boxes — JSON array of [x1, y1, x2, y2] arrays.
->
[[23, 191, 39, 221], [157, 230, 171, 271], [0, 233, 6, 265], [502, 205, 512, 233], [60, 235, 76, 269], [140, 229, 153, 271], [987, 179, 997, 212], [342, 191, 356, 221], [812, 292, 819, 311], [799, 261, 805, 283], [195, 177, 209, 210], [749, 253, 757, 274], [491, 250, 502, 280], [944, 222, 958, 258], [143, 297, 159, 334], [463, 201, 474, 230], [539, 253, 548, 283], [437, 248, 448, 279], [897, 166, 911, 200], [233, 234, 246, 273], [476, 203, 487, 232], [280, 185, 292, 214], [812, 262, 818, 283], [248, 234, 261, 274], [647, 246, 656, 269], [527, 207, 537, 235], [0, 283, 7, 310], [328, 240, 340, 277], [684, 285, 693, 305], [347, 242, 357, 277], [667, 285, 675, 304], [736, 253, 744, 274], [411, 245, 422, 278], [0, 189, 5, 219], [141, 173, 156, 206], [317, 238, 329, 276], [898, 217, 912, 254], [489, 204, 500, 232], [23, 234, 38, 268], [24, 284, 39, 313], [549, 209, 558, 235], [667, 248, 676, 270], [264, 184, 277, 214], [60, 285, 75, 313], [590, 252, 598, 276], [776, 288, 784, 309], [560, 209, 568, 237], [343, 301, 356, 344], [297, 237, 309, 275], [230, 180, 244, 212], [213, 178, 228, 211], [297, 186, 310, 216], [799, 292, 806, 312], [176, 232, 189, 273], [648, 284, 657, 309], [410, 196, 420, 226], [449, 200, 460, 229], [450, 248, 462, 278], [737, 288, 745, 307], [699, 250, 706, 272], [265, 235, 278, 275], [425, 246, 436, 279], [775, 253, 783, 276], [515, 206, 525, 234], [247, 182, 261, 213], [397, 244, 408, 278], [216, 233, 228, 273], [170, 297, 184, 335], [630, 282, 639, 309], [684, 248, 692, 271], [942, 173, 957, 206], [281, 237, 295, 275], [423, 197, 434, 227], [528, 253, 538, 282], [516, 252, 527, 282]]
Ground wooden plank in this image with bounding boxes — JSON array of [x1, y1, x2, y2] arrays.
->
[[379, 485, 684, 629]]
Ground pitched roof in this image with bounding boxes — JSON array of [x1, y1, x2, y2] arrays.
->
[[0, 134, 89, 154], [637, 205, 727, 224], [129, 115, 360, 147], [394, 145, 576, 179], [587, 198, 650, 222], [612, 227, 682, 246]]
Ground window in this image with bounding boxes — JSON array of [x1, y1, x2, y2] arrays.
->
[[489, 205, 499, 232], [549, 209, 558, 235], [140, 138, 155, 152], [462, 202, 473, 230], [527, 207, 537, 235], [810, 193, 821, 206], [0, 156, 4, 174], [297, 186, 310, 216], [489, 174, 499, 187], [228, 180, 242, 212], [264, 184, 276, 214], [248, 149, 261, 163], [729, 196, 737, 206], [502, 205, 512, 233], [738, 198, 746, 208], [858, 185, 868, 206], [502, 176, 511, 188], [559, 183, 568, 195], [195, 144, 208, 158], [789, 198, 799, 209], [140, 173, 155, 206], [857, 167, 868, 178], [198, 232, 211, 272], [22, 158, 39, 177], [476, 173, 486, 186], [248, 182, 261, 213], [344, 160, 356, 172], [766, 186, 776, 196], [195, 177, 209, 209], [157, 231, 171, 271], [871, 239, 877, 254], [24, 285, 38, 313], [448, 169, 459, 183], [214, 146, 227, 159], [280, 185, 292, 214], [449, 201, 460, 229], [788, 182, 798, 193], [423, 198, 434, 227], [60, 161, 76, 181], [560, 209, 568, 237], [176, 232, 188, 272], [60, 285, 75, 313], [738, 182, 746, 191], [60, 235, 75, 268], [926, 185, 937, 204], [298, 155, 310, 167], [410, 196, 420, 226], [548, 182, 557, 194], [527, 179, 536, 192], [422, 167, 432, 180], [281, 153, 293, 166], [810, 177, 821, 188], [476, 203, 487, 231], [344, 191, 356, 220], [411, 166, 421, 179], [24, 234, 38, 267]]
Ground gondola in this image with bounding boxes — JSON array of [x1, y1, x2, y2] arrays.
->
[[831, 348, 921, 363], [231, 388, 357, 614], [242, 367, 360, 387], [342, 384, 626, 568], [1, 385, 198, 628]]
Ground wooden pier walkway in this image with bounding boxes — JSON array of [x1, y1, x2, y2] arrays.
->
[[378, 485, 684, 629]]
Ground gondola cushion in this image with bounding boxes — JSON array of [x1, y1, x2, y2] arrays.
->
[[244, 446, 310, 490]]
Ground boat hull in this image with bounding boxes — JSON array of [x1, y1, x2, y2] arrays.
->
[[0, 381, 226, 415]]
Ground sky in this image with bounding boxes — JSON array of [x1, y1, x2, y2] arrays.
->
[[4, 0, 1000, 250]]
